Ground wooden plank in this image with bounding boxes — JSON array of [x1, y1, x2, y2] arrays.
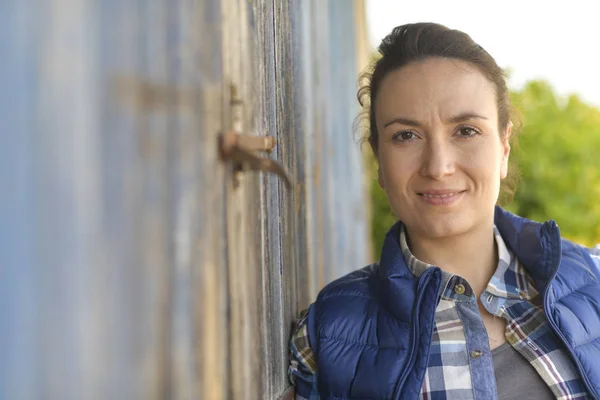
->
[[132, 1, 170, 398], [194, 1, 229, 399], [250, 0, 283, 398], [272, 0, 306, 397], [0, 1, 44, 398], [166, 0, 214, 398], [98, 1, 173, 398], [326, 0, 369, 282], [223, 0, 266, 398]]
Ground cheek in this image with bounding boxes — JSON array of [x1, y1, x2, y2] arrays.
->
[[379, 149, 415, 184], [456, 145, 505, 185]]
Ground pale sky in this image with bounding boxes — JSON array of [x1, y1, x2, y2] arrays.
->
[[366, 0, 600, 107]]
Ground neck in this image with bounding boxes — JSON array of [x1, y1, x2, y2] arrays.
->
[[407, 221, 498, 296]]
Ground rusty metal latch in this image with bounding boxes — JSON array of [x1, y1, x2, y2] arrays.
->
[[219, 130, 292, 188]]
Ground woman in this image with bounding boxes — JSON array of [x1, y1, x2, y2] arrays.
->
[[288, 23, 600, 400]]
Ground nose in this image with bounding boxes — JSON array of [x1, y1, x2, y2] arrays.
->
[[420, 137, 455, 179]]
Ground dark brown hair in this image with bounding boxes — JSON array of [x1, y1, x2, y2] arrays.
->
[[358, 22, 518, 203]]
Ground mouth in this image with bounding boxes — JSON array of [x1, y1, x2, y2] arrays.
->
[[417, 190, 466, 197], [417, 190, 466, 205]]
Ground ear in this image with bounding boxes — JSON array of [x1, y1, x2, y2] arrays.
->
[[500, 122, 512, 179], [378, 167, 385, 189]]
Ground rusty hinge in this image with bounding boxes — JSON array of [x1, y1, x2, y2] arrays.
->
[[219, 130, 292, 188], [220, 83, 291, 189]]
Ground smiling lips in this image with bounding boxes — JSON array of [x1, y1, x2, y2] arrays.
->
[[417, 190, 466, 205]]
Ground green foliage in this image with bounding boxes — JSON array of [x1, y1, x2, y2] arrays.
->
[[368, 155, 397, 259], [507, 81, 600, 246], [369, 80, 600, 256]]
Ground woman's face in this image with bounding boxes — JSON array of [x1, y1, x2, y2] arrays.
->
[[374, 57, 511, 239]]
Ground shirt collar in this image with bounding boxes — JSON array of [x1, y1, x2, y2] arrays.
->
[[398, 223, 431, 278], [398, 223, 538, 301], [486, 226, 539, 300]]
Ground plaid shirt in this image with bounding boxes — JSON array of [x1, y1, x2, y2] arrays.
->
[[289, 225, 597, 399]]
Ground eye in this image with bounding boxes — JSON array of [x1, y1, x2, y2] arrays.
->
[[392, 130, 419, 142], [456, 126, 480, 138]]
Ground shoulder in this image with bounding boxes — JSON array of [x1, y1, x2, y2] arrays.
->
[[310, 263, 382, 336], [310, 262, 411, 347], [287, 265, 382, 396], [589, 245, 600, 269], [315, 262, 381, 303], [297, 263, 383, 344], [560, 237, 600, 280]]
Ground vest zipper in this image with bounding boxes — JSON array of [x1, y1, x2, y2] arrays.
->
[[542, 221, 599, 399], [392, 268, 438, 400]]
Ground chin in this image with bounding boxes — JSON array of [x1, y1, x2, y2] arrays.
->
[[424, 221, 467, 239], [405, 211, 475, 239]]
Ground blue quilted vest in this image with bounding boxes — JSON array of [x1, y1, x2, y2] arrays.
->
[[306, 207, 600, 399]]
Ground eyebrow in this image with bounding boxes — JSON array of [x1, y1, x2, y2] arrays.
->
[[383, 117, 421, 128], [448, 112, 488, 124], [383, 112, 488, 129]]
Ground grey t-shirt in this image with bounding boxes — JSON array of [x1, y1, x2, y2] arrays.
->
[[295, 342, 556, 400], [295, 343, 560, 400], [493, 342, 555, 399]]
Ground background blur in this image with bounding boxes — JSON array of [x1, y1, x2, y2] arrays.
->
[[0, 1, 598, 399]]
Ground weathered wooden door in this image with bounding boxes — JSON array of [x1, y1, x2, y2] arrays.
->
[[0, 0, 368, 399]]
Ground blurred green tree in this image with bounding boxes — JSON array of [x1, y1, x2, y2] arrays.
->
[[507, 81, 600, 246], [368, 80, 600, 257]]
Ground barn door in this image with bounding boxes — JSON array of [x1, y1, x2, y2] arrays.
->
[[0, 1, 367, 399]]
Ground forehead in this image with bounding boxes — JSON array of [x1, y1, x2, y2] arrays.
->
[[375, 58, 498, 124]]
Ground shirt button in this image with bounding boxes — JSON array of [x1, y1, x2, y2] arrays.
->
[[454, 283, 466, 295], [470, 350, 482, 358]]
